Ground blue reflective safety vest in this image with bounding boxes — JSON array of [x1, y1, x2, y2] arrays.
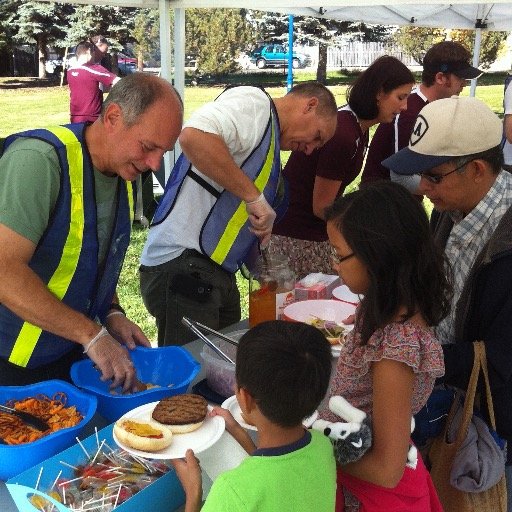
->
[[0, 124, 133, 368], [152, 87, 288, 273]]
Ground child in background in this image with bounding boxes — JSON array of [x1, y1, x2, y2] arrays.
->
[[322, 181, 451, 511], [172, 320, 336, 512]]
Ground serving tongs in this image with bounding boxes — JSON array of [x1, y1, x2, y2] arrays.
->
[[0, 403, 49, 432], [181, 317, 236, 365]]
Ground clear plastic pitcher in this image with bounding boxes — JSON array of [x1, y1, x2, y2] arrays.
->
[[248, 253, 295, 327]]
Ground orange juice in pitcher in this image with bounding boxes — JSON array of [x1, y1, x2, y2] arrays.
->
[[248, 253, 295, 327]]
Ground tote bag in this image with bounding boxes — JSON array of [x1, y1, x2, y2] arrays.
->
[[429, 341, 507, 512]]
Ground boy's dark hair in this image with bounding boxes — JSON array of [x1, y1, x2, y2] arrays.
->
[[325, 181, 452, 344], [235, 320, 332, 428], [347, 55, 415, 120]]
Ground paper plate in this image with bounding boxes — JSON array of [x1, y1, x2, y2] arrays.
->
[[113, 402, 225, 459], [221, 395, 257, 431], [283, 299, 356, 357], [283, 299, 356, 325], [221, 395, 319, 430], [332, 285, 362, 306]]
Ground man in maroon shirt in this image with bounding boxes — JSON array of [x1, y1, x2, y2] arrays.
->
[[361, 41, 481, 194], [67, 41, 120, 123]]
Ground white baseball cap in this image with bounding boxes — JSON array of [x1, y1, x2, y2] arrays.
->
[[382, 96, 503, 174]]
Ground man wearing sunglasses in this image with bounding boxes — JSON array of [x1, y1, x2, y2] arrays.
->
[[382, 96, 512, 503]]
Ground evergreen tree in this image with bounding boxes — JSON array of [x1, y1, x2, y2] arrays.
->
[[186, 9, 253, 74], [66, 5, 137, 73], [249, 11, 392, 83], [132, 9, 160, 71], [4, 0, 71, 78]]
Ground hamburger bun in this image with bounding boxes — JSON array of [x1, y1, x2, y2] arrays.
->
[[152, 394, 208, 434], [114, 419, 173, 452]]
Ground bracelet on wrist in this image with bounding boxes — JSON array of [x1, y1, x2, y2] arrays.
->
[[83, 326, 109, 354], [106, 310, 125, 319], [109, 303, 126, 316]]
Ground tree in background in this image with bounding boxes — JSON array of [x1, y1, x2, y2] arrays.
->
[[0, 0, 18, 75], [2, 0, 71, 78], [450, 29, 508, 69], [132, 9, 160, 71], [295, 16, 354, 83], [393, 26, 507, 69], [249, 10, 392, 83], [66, 4, 137, 74], [296, 17, 392, 83], [186, 8, 253, 74]]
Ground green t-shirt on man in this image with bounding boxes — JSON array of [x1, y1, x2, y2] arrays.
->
[[0, 137, 118, 263]]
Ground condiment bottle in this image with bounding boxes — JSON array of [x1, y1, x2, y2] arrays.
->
[[248, 253, 295, 327]]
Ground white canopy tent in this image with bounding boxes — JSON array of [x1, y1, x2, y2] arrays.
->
[[43, 1, 512, 97], [39, 0, 512, 177]]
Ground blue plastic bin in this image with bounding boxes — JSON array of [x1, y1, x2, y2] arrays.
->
[[7, 424, 185, 512], [0, 380, 97, 480], [70, 345, 200, 422]]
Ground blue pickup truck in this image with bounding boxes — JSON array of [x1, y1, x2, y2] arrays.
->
[[250, 44, 312, 69]]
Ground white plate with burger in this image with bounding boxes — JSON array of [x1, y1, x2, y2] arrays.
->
[[221, 395, 319, 431], [113, 395, 225, 459]]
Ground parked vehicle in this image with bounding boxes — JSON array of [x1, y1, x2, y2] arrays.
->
[[118, 53, 137, 75], [250, 44, 312, 69]]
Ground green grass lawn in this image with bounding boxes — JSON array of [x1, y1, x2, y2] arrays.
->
[[0, 72, 507, 342]]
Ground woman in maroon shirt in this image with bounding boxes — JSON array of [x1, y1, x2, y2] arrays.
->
[[270, 56, 415, 279]]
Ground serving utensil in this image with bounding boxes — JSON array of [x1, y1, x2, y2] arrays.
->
[[0, 403, 49, 432], [184, 318, 239, 347], [181, 317, 236, 365]]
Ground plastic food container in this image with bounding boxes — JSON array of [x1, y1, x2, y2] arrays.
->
[[200, 330, 247, 398], [70, 346, 200, 422], [0, 379, 97, 480], [6, 424, 185, 512]]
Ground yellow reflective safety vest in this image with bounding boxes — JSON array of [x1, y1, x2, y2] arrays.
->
[[0, 124, 133, 368], [152, 87, 287, 272]]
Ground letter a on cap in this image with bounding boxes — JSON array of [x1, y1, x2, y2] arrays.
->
[[410, 115, 429, 146]]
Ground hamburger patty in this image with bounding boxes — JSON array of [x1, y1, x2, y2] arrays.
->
[[152, 394, 208, 425]]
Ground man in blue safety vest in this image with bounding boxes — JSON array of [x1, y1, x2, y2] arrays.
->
[[0, 73, 183, 391], [140, 82, 338, 347]]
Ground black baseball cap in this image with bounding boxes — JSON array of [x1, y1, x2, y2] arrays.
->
[[424, 60, 482, 79]]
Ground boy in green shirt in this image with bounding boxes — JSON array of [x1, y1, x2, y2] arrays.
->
[[172, 320, 336, 512]]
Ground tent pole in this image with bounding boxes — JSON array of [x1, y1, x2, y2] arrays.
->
[[159, 0, 175, 183], [469, 27, 482, 98], [287, 15, 294, 92]]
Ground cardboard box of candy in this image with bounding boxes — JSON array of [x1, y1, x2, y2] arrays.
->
[[6, 424, 185, 512], [294, 274, 341, 301]]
